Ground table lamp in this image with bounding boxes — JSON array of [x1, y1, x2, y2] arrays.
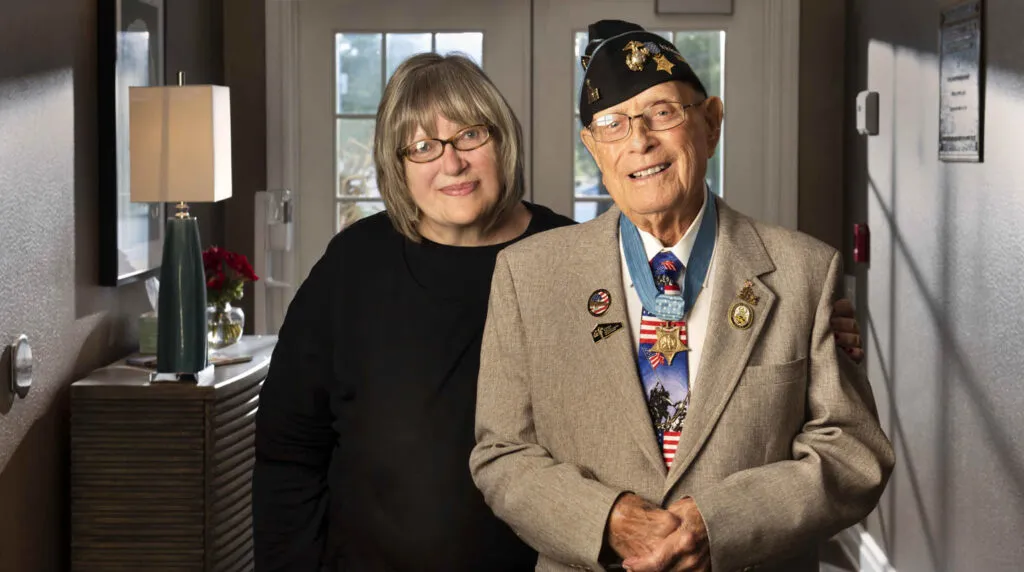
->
[[129, 72, 232, 383]]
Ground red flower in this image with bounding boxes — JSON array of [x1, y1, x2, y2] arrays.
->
[[202, 246, 259, 307], [226, 251, 259, 281], [206, 272, 226, 290]]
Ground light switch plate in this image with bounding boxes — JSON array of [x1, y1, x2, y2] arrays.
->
[[856, 91, 879, 136]]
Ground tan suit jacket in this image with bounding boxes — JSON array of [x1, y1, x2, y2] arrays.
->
[[469, 198, 894, 572]]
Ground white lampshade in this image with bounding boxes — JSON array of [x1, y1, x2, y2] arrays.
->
[[129, 85, 233, 203]]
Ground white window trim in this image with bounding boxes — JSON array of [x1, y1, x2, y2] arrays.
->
[[764, 0, 801, 230], [263, 0, 802, 327], [259, 0, 302, 332]]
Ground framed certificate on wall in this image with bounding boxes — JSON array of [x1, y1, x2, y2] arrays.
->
[[938, 0, 984, 162]]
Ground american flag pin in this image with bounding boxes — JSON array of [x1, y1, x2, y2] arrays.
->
[[588, 289, 612, 316]]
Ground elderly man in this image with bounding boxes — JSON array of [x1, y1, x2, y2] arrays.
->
[[469, 19, 894, 572]]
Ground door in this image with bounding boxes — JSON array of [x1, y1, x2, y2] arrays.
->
[[531, 0, 799, 224], [295, 0, 532, 282], [285, 0, 798, 289]]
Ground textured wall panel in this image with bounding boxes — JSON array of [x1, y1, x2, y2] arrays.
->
[[0, 0, 228, 569], [846, 0, 1024, 570]]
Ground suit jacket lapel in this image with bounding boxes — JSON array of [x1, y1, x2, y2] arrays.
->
[[564, 206, 667, 477], [664, 198, 777, 493]]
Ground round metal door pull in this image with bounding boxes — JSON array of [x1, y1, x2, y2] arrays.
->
[[10, 335, 33, 399]]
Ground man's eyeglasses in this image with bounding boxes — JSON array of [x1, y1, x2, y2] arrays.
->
[[400, 124, 492, 163], [587, 100, 704, 143]]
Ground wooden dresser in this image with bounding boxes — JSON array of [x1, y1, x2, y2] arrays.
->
[[70, 335, 277, 571]]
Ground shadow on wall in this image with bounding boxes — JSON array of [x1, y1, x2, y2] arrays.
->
[[865, 170, 1024, 569], [848, 1, 1024, 570], [0, 346, 12, 416], [0, 391, 69, 572]]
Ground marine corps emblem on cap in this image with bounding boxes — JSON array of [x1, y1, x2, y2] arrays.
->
[[578, 19, 709, 127], [622, 41, 650, 71]]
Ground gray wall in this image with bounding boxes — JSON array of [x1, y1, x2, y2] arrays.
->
[[223, 0, 267, 330], [798, 0, 847, 251], [0, 1, 223, 569], [845, 0, 1024, 570]]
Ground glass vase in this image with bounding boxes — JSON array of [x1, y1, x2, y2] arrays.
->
[[207, 302, 245, 349]]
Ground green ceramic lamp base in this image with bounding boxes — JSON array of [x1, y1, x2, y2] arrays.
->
[[155, 210, 210, 377]]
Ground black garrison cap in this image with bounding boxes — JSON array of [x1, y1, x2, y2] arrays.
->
[[579, 19, 707, 127]]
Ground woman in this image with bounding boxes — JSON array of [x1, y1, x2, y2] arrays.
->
[[252, 53, 864, 571]]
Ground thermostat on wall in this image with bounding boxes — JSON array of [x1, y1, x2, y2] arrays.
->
[[856, 91, 879, 136]]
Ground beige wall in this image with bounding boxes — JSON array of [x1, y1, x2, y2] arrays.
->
[[0, 1, 224, 569], [846, 0, 1024, 570]]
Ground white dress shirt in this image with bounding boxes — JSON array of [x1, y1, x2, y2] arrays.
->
[[618, 194, 718, 388]]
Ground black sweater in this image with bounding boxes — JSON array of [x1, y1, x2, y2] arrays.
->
[[253, 203, 575, 571]]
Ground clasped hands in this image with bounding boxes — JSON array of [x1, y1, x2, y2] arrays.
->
[[606, 493, 710, 572]]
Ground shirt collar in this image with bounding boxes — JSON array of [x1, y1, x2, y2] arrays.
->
[[635, 188, 709, 265]]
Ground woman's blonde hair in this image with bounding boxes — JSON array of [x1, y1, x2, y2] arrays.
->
[[374, 53, 525, 241]]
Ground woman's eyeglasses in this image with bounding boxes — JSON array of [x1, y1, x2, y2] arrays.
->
[[400, 124, 493, 163]]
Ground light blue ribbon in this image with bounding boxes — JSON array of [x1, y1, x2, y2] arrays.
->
[[620, 187, 717, 321]]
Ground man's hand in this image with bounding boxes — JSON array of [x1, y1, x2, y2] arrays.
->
[[622, 497, 710, 572], [606, 493, 681, 561], [831, 297, 864, 364]]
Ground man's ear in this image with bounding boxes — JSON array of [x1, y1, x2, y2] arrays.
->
[[581, 127, 601, 169], [703, 96, 724, 157]]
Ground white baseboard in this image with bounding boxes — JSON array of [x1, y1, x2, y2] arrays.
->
[[835, 524, 897, 572]]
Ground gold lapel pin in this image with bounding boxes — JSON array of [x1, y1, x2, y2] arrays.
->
[[729, 301, 754, 330], [738, 280, 760, 306]]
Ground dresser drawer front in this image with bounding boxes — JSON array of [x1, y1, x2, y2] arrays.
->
[[207, 380, 262, 571], [71, 399, 207, 571]]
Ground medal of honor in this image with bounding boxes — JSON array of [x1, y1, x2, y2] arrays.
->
[[620, 188, 718, 344], [650, 323, 689, 365]]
